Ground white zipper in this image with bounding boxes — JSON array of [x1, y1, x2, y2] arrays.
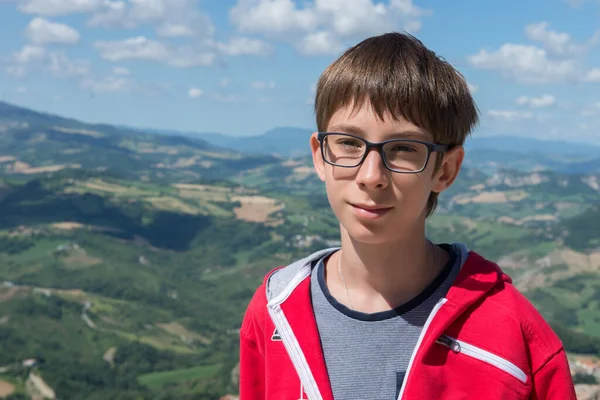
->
[[268, 304, 323, 400], [397, 298, 447, 400], [268, 265, 312, 307], [436, 335, 528, 384]]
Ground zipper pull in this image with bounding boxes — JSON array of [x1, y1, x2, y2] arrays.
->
[[436, 334, 461, 353]]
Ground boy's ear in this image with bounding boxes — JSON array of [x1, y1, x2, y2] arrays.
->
[[432, 145, 464, 193], [310, 132, 326, 182]]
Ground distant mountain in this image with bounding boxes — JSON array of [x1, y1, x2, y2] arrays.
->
[[129, 126, 227, 144], [145, 125, 600, 157], [0, 101, 281, 183], [0, 101, 85, 128], [0, 101, 216, 150], [226, 127, 311, 157], [143, 126, 312, 158], [464, 135, 600, 157], [142, 126, 600, 174], [4, 101, 598, 176]]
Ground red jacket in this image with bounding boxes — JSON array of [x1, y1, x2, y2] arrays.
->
[[239, 247, 576, 400]]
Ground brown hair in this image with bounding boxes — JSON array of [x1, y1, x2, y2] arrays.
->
[[314, 32, 479, 217]]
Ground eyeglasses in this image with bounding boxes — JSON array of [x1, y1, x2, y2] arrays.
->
[[317, 132, 450, 174]]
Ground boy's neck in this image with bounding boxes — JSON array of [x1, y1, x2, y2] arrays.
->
[[325, 227, 448, 314]]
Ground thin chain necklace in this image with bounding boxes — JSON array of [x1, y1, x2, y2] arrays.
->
[[337, 241, 437, 312], [338, 252, 354, 310]]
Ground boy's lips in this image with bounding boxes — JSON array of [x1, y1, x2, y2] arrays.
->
[[349, 203, 394, 219]]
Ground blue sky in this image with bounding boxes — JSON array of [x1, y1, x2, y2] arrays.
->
[[0, 0, 599, 144]]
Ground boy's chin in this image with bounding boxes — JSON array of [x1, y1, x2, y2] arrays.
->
[[343, 222, 399, 245]]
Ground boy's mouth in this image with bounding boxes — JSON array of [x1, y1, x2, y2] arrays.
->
[[350, 203, 393, 219]]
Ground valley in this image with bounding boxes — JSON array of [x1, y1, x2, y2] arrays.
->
[[0, 101, 599, 398]]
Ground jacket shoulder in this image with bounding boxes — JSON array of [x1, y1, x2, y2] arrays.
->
[[492, 282, 563, 346], [240, 267, 281, 340], [454, 251, 565, 374], [480, 269, 565, 373]]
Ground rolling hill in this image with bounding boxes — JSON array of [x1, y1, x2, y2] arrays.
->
[[0, 101, 599, 398], [141, 124, 600, 175], [0, 100, 281, 185], [138, 126, 312, 158]]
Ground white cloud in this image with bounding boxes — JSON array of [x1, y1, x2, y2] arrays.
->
[[586, 68, 600, 82], [188, 87, 203, 98], [581, 101, 600, 116], [216, 37, 272, 56], [230, 0, 432, 56], [88, 0, 214, 38], [467, 83, 478, 94], [46, 51, 90, 78], [525, 21, 584, 57], [314, 0, 391, 38], [251, 81, 275, 89], [488, 110, 534, 120], [403, 20, 422, 34], [6, 45, 46, 77], [468, 44, 580, 84], [95, 36, 169, 61], [166, 46, 216, 68], [15, 86, 28, 94], [515, 94, 556, 108], [6, 66, 28, 78], [390, 0, 431, 17], [212, 93, 244, 102], [298, 31, 344, 55], [112, 66, 130, 76], [231, 0, 318, 36], [94, 36, 215, 68], [469, 23, 600, 85], [80, 75, 131, 93], [128, 0, 184, 22], [25, 18, 80, 45], [93, 36, 268, 65], [157, 23, 195, 37], [5, 42, 133, 93], [220, 78, 231, 87], [87, 1, 132, 28], [12, 45, 47, 64], [6, 44, 90, 80], [20, 0, 102, 16]]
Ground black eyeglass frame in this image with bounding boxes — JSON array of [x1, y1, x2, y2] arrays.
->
[[317, 132, 451, 174]]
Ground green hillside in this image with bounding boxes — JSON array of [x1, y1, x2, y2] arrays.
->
[[0, 101, 599, 398], [0, 101, 280, 185], [0, 174, 320, 399]]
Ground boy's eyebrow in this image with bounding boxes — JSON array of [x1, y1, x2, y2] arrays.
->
[[327, 123, 427, 140], [328, 123, 365, 135]]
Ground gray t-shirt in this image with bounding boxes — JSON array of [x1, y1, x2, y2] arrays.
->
[[310, 244, 460, 400]]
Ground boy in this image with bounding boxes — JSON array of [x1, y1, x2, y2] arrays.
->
[[239, 32, 576, 400]]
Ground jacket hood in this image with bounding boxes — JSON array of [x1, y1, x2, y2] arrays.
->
[[265, 243, 510, 312]]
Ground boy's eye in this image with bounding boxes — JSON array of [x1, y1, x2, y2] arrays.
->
[[388, 144, 417, 153], [336, 138, 363, 148]]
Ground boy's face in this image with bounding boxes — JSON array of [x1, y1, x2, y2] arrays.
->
[[310, 101, 464, 244]]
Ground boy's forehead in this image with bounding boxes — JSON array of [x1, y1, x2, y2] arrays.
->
[[327, 101, 431, 137]]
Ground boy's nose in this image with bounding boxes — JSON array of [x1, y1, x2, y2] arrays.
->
[[355, 149, 389, 190]]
